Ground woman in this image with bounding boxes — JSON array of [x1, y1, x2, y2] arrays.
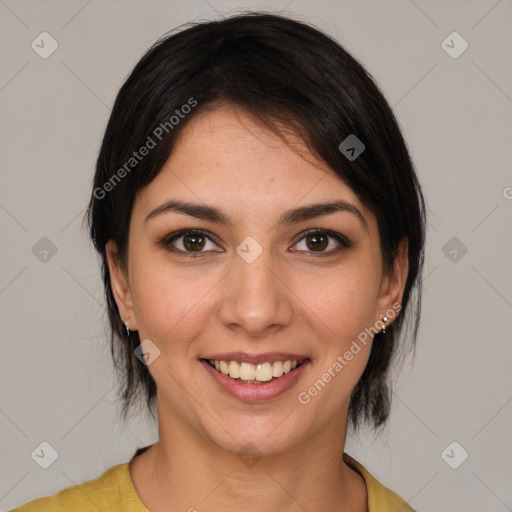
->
[[13, 12, 424, 512]]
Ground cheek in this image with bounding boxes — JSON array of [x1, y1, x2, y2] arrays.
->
[[129, 252, 217, 343], [295, 262, 381, 345], [296, 266, 378, 411]]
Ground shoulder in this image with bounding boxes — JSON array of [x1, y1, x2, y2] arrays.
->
[[343, 453, 417, 512], [10, 462, 147, 512]]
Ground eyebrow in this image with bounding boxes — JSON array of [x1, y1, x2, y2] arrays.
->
[[144, 199, 368, 230]]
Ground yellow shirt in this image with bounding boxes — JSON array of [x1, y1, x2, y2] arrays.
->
[[11, 447, 415, 511]]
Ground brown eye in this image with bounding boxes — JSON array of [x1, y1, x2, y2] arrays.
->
[[182, 233, 206, 252], [162, 229, 220, 256], [305, 233, 328, 252], [293, 229, 353, 256], [160, 228, 352, 258]]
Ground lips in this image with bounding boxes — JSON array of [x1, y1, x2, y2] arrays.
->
[[206, 358, 306, 382], [199, 352, 311, 402], [200, 352, 308, 365]]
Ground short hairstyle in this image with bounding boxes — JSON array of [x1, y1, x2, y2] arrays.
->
[[85, 12, 426, 431]]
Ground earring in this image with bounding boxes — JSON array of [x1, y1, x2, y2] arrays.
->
[[381, 316, 389, 334], [124, 321, 130, 336]]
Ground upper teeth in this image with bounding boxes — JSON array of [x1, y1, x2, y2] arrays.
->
[[210, 359, 301, 381]]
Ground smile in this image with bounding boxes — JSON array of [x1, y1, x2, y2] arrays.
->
[[206, 359, 306, 384]]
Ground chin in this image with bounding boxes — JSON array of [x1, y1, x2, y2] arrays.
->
[[206, 415, 304, 459]]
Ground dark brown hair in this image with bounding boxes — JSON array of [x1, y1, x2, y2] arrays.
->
[[84, 12, 426, 431]]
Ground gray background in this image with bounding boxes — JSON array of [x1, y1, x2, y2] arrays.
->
[[1, 1, 511, 510]]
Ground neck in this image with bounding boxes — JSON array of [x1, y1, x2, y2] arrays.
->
[[130, 403, 367, 512]]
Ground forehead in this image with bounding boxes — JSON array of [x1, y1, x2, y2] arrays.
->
[[133, 106, 369, 223]]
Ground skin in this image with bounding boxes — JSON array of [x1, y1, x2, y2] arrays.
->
[[106, 105, 408, 512]]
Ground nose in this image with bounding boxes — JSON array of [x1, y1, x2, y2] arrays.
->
[[217, 246, 294, 338]]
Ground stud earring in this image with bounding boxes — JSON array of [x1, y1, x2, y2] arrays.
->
[[381, 316, 389, 334]]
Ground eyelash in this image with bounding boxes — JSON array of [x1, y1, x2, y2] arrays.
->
[[158, 228, 353, 258]]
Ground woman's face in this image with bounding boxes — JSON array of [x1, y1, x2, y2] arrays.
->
[[107, 105, 407, 457]]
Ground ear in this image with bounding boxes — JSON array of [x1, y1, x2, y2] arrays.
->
[[374, 237, 409, 325], [105, 240, 138, 331]]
